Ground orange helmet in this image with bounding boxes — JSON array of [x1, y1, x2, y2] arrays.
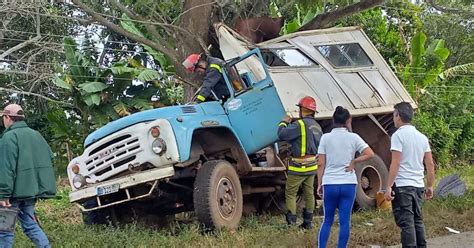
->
[[297, 96, 317, 112], [182, 54, 201, 72]]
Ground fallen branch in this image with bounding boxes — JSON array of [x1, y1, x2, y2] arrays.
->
[[175, 76, 199, 89], [299, 0, 384, 30]]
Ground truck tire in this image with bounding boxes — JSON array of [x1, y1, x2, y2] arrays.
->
[[193, 160, 243, 230], [355, 154, 388, 209]]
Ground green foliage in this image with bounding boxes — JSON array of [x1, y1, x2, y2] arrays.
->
[[401, 32, 450, 98], [337, 7, 409, 66], [45, 107, 84, 174], [414, 77, 473, 166], [422, 13, 473, 67], [51, 36, 180, 145], [120, 14, 175, 73], [79, 82, 109, 93], [278, 3, 322, 35], [441, 63, 474, 79], [58, 37, 105, 107]]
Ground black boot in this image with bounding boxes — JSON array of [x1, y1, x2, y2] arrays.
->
[[300, 210, 313, 229], [286, 211, 297, 226]]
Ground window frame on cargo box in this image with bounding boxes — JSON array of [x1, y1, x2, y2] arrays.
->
[[261, 47, 319, 68], [316, 43, 374, 68]]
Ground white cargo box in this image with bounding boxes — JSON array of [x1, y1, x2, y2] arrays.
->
[[216, 24, 415, 119]]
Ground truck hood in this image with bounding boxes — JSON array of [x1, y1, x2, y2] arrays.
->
[[84, 104, 215, 147]]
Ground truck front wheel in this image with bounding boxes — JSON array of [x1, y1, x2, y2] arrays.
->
[[193, 160, 243, 230], [82, 200, 112, 225], [355, 154, 389, 209]]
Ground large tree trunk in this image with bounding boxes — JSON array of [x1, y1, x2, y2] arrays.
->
[[178, 0, 215, 101]]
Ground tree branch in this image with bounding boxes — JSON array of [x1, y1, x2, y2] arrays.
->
[[299, 0, 384, 31], [426, 0, 474, 18], [175, 75, 199, 89], [0, 7, 42, 60], [172, 1, 217, 25], [0, 36, 41, 60], [0, 87, 76, 108], [110, 0, 174, 49], [71, 0, 179, 65], [111, 0, 209, 54]]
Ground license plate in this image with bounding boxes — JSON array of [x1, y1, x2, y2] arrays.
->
[[96, 183, 120, 196]]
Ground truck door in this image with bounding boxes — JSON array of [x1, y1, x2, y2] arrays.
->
[[223, 49, 286, 154]]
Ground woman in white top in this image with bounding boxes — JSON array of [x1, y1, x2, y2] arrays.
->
[[317, 106, 374, 248]]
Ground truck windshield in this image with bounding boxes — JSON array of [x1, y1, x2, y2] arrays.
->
[[317, 43, 373, 67]]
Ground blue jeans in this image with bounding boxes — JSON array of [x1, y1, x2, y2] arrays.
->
[[0, 199, 50, 248], [318, 184, 356, 248]]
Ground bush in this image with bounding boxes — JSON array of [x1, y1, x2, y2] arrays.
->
[[414, 77, 473, 166]]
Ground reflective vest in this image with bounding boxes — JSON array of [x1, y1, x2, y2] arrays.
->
[[288, 119, 318, 175]]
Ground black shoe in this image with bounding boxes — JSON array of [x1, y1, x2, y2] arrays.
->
[[300, 210, 313, 229], [286, 212, 297, 226]]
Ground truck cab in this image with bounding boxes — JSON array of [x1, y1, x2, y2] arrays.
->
[[67, 24, 415, 230]]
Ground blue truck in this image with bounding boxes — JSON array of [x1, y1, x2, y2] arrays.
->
[[67, 25, 416, 229]]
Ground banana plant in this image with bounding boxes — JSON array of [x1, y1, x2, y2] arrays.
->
[[273, 3, 323, 35], [52, 37, 109, 107], [52, 37, 110, 137], [440, 62, 474, 79], [52, 37, 173, 137], [401, 32, 450, 99]]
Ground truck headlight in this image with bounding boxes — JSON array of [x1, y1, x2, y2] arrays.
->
[[73, 174, 86, 189], [152, 138, 167, 155]]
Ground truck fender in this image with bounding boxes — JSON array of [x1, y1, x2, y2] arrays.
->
[[180, 126, 252, 175]]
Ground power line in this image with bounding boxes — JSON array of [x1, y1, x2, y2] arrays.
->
[[393, 71, 473, 77], [1, 36, 471, 73], [0, 69, 168, 82], [2, 55, 472, 78], [0, 28, 152, 47], [21, 8, 171, 28], [2, 31, 470, 74], [0, 37, 158, 57], [1, 68, 472, 86], [2, 56, 472, 78]]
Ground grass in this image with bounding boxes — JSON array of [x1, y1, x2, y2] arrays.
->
[[12, 165, 474, 247]]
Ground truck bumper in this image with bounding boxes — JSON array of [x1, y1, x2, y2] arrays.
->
[[69, 166, 175, 211]]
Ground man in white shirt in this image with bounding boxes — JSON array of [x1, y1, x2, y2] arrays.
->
[[385, 102, 435, 248]]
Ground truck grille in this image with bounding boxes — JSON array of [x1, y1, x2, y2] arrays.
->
[[85, 134, 141, 178]]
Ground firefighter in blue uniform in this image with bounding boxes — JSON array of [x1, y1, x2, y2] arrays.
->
[[278, 96, 322, 229], [182, 53, 230, 103]]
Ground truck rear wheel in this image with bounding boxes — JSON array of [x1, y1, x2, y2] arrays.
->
[[193, 160, 243, 230], [355, 154, 388, 209]]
